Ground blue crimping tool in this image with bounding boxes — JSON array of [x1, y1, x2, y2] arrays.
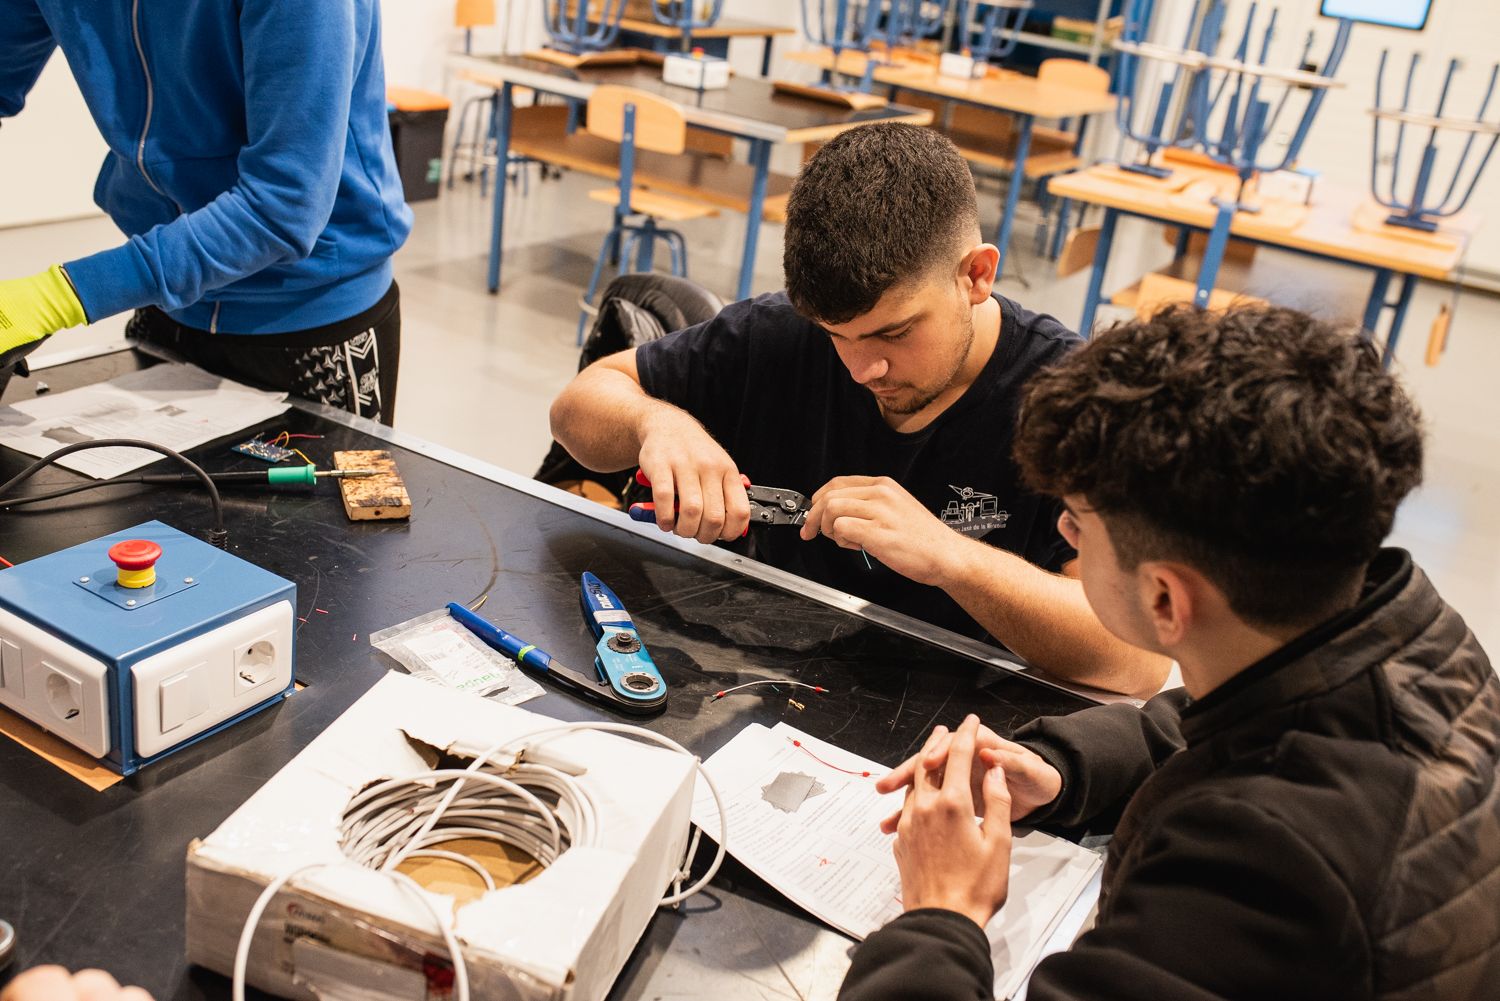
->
[[579, 572, 666, 710], [446, 572, 665, 715]]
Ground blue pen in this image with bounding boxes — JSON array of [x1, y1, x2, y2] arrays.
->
[[447, 602, 560, 675]]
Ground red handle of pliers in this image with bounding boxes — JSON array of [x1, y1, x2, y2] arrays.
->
[[629, 470, 752, 535]]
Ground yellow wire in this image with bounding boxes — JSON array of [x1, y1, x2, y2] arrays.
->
[[291, 448, 313, 465]]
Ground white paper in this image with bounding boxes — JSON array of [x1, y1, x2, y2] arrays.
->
[[0, 363, 290, 478], [692, 723, 1102, 1000]]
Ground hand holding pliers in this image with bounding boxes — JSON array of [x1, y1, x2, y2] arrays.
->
[[628, 469, 810, 532]]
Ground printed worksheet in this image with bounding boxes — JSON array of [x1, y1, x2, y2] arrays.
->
[[692, 723, 1102, 999], [0, 363, 289, 477]]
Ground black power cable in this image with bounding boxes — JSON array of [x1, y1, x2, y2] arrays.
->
[[0, 439, 227, 547]]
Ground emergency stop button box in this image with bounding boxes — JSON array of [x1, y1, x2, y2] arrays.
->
[[0, 520, 295, 775]]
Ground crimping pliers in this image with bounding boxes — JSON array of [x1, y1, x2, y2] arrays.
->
[[628, 469, 810, 529]]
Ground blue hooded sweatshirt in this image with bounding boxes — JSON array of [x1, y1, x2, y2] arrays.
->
[[0, 0, 413, 334]]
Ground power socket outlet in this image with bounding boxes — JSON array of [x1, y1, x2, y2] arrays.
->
[[131, 601, 294, 758], [0, 607, 111, 757]]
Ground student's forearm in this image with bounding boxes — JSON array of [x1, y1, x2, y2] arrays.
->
[[550, 366, 680, 472], [937, 540, 1170, 698]]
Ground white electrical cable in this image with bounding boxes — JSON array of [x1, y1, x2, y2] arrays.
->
[[230, 720, 727, 1000]]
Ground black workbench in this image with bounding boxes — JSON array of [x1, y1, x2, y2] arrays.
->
[[0, 348, 1093, 1000]]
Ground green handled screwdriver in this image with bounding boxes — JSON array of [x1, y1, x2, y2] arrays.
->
[[140, 464, 380, 487]]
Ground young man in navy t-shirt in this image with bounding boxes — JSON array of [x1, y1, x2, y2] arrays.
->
[[551, 124, 1168, 696]]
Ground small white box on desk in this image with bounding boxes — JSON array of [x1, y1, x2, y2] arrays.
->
[[663, 51, 730, 90], [185, 672, 695, 1001], [939, 52, 987, 80]]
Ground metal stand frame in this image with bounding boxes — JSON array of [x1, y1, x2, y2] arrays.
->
[[1370, 52, 1500, 233], [649, 0, 727, 52], [542, 0, 632, 55], [952, 0, 1033, 66], [1111, 0, 1225, 178]]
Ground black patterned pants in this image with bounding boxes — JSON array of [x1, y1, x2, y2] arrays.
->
[[126, 282, 401, 426]]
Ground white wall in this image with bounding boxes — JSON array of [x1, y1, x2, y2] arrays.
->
[[0, 51, 110, 228]]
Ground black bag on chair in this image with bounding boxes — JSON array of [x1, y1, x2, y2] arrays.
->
[[534, 274, 725, 504]]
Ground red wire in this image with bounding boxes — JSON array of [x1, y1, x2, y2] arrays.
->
[[791, 739, 872, 777], [0, 555, 13, 569]]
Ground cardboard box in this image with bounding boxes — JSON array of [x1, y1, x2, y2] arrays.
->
[[186, 672, 695, 1000]]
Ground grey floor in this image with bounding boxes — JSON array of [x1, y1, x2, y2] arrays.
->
[[12, 164, 1500, 658]]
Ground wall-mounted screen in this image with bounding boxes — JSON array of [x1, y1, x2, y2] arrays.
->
[[1319, 0, 1434, 30]]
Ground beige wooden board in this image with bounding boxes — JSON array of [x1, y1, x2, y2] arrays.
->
[[1046, 165, 1472, 280], [334, 450, 412, 521], [509, 105, 794, 219], [615, 15, 796, 39], [770, 78, 889, 110], [0, 705, 125, 790], [1122, 272, 1268, 318], [522, 47, 643, 69], [783, 47, 1117, 118], [1092, 161, 1199, 192], [1056, 225, 1100, 279], [1350, 199, 1474, 251]]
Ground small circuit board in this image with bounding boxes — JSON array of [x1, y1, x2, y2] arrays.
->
[[232, 436, 297, 463]]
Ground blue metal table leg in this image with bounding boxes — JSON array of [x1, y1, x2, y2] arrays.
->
[[1049, 196, 1074, 260], [1079, 207, 1118, 338], [1173, 225, 1191, 260], [1194, 203, 1235, 307], [479, 92, 497, 198], [992, 113, 1034, 280], [486, 82, 515, 294], [760, 35, 774, 77], [737, 137, 772, 301], [1382, 273, 1418, 369], [1362, 269, 1392, 340]]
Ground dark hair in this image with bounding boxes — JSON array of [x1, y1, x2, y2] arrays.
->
[[1014, 304, 1424, 628], [783, 123, 978, 324]]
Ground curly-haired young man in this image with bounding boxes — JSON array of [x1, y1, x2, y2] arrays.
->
[[550, 123, 1168, 697], [844, 305, 1500, 1000]]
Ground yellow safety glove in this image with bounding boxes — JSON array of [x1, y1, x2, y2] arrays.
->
[[0, 265, 88, 368]]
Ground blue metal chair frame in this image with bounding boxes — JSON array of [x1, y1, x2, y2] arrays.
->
[[952, 0, 1032, 66], [798, 0, 887, 94], [543, 0, 632, 55], [578, 102, 692, 343], [865, 0, 950, 55], [1111, 0, 1224, 178], [1370, 52, 1500, 233], [1187, 8, 1349, 306], [650, 0, 727, 53]]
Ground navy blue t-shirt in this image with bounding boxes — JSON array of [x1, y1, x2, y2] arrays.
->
[[635, 290, 1080, 643]]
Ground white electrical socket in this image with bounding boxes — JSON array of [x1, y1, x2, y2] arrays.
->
[[131, 600, 294, 758], [0, 607, 111, 757]]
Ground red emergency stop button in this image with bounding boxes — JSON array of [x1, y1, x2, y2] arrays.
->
[[108, 539, 161, 588]]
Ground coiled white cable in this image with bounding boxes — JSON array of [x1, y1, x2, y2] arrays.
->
[[231, 720, 727, 1001]]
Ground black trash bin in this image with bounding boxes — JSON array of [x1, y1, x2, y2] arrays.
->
[[386, 87, 451, 203]]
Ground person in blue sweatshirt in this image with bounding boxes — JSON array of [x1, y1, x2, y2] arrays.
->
[[0, 0, 413, 423]]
